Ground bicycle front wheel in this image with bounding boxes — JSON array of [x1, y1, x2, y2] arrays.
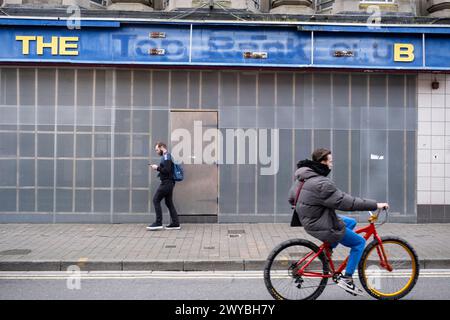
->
[[358, 236, 419, 300], [264, 239, 329, 300]]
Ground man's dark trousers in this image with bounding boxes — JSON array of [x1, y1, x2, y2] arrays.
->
[[153, 180, 179, 225]]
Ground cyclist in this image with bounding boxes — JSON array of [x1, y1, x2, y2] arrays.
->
[[290, 148, 389, 296]]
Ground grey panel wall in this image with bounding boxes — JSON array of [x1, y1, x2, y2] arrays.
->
[[216, 71, 417, 223], [0, 67, 417, 223]]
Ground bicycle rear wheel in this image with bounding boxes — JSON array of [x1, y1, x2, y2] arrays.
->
[[264, 239, 329, 300], [358, 236, 419, 300]]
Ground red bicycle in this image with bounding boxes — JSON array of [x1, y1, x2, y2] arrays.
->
[[264, 209, 419, 300]]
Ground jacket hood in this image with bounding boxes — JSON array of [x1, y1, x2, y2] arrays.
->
[[295, 159, 331, 180]]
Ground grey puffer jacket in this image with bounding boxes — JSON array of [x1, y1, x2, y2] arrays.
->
[[289, 160, 378, 244]]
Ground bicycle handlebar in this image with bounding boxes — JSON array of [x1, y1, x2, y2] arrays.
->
[[368, 207, 389, 225]]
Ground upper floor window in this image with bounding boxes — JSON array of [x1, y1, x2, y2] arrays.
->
[[315, 0, 334, 13]]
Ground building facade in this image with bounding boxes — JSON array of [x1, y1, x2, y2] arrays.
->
[[0, 1, 450, 224]]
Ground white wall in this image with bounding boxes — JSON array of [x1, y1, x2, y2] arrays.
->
[[417, 73, 450, 205]]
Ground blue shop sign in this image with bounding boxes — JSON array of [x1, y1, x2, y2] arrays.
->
[[0, 18, 449, 70]]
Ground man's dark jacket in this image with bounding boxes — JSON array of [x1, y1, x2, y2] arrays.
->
[[288, 160, 378, 244], [157, 152, 174, 182]]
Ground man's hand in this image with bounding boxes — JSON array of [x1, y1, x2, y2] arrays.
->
[[377, 203, 389, 210], [150, 164, 158, 170]]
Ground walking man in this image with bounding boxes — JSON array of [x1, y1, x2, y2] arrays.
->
[[147, 142, 181, 231]]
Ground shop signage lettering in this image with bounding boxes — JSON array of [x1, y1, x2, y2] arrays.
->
[[15, 35, 79, 55], [112, 34, 186, 57], [394, 43, 415, 62], [207, 35, 309, 59], [14, 34, 415, 63]]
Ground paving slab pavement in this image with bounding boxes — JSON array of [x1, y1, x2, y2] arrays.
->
[[0, 223, 449, 271]]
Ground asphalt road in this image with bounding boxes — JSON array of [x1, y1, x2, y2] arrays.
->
[[0, 270, 449, 300]]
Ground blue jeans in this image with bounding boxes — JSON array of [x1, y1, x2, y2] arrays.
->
[[331, 215, 366, 277]]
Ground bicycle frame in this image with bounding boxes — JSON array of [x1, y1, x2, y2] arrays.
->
[[295, 218, 393, 278]]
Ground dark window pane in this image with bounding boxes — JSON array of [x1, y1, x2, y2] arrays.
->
[[0, 189, 16, 211], [0, 133, 17, 157], [76, 134, 92, 158], [94, 190, 110, 212], [19, 189, 35, 212], [0, 160, 16, 186], [37, 160, 54, 187], [94, 134, 111, 157], [113, 190, 129, 213], [76, 160, 91, 188], [77, 69, 94, 107], [37, 134, 54, 157], [19, 133, 34, 157], [57, 134, 74, 157], [58, 69, 75, 107], [114, 160, 130, 188], [131, 190, 148, 213], [19, 159, 34, 187], [56, 160, 72, 187], [75, 189, 91, 212], [37, 189, 53, 212], [94, 160, 111, 187], [56, 189, 72, 212]]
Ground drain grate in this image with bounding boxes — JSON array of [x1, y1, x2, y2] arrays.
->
[[228, 230, 245, 235], [165, 245, 177, 249], [228, 229, 245, 238], [203, 246, 215, 250], [0, 249, 32, 256]]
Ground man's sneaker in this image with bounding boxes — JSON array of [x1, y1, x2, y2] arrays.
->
[[164, 223, 181, 230], [336, 275, 364, 296], [146, 222, 163, 231]]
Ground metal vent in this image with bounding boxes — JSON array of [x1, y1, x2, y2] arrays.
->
[[0, 249, 32, 256]]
